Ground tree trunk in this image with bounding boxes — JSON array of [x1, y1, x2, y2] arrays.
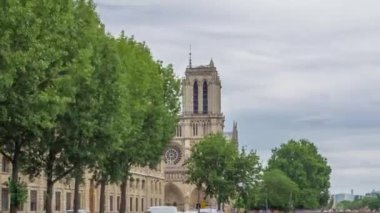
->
[[217, 200, 221, 211], [10, 143, 20, 213], [46, 179, 54, 213], [74, 174, 81, 213], [197, 186, 201, 213], [119, 179, 127, 213], [99, 180, 106, 213], [90, 180, 95, 213], [45, 149, 55, 213]]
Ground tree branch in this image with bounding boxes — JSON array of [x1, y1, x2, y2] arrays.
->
[[52, 166, 75, 183], [0, 150, 12, 161]]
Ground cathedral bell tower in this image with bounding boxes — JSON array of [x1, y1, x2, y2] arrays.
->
[[163, 57, 225, 212], [181, 58, 225, 135]]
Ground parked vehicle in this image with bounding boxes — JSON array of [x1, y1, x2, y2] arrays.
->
[[147, 206, 178, 213], [66, 210, 88, 213], [199, 209, 222, 213]]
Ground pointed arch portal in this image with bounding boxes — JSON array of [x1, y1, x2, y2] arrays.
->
[[165, 183, 185, 211]]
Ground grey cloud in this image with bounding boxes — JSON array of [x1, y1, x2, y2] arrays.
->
[[95, 0, 380, 195]]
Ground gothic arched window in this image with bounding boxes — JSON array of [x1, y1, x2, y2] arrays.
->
[[203, 81, 208, 114], [175, 125, 182, 137], [192, 122, 198, 136], [193, 81, 198, 113]]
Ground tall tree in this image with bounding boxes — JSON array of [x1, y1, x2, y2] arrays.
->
[[231, 148, 262, 211], [62, 1, 113, 213], [0, 1, 97, 212], [185, 133, 238, 210], [267, 139, 331, 209], [17, 1, 108, 213], [84, 35, 127, 213], [261, 169, 299, 211], [112, 35, 180, 213]]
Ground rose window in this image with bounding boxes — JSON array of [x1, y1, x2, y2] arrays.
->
[[164, 146, 182, 165]]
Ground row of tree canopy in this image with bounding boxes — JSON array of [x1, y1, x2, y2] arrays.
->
[[185, 136, 332, 211], [0, 1, 181, 213], [337, 196, 380, 211]]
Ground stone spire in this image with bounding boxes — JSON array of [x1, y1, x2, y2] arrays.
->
[[232, 121, 239, 149], [189, 45, 192, 68], [209, 58, 214, 67]]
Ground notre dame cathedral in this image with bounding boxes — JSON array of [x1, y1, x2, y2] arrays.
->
[[163, 58, 239, 211]]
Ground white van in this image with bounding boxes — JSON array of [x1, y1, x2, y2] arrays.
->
[[199, 209, 222, 213], [147, 206, 178, 213], [66, 210, 88, 213]]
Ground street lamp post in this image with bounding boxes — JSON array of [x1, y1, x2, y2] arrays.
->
[[265, 189, 268, 213], [288, 191, 293, 213]]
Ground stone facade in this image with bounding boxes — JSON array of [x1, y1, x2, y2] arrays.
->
[[0, 160, 165, 213]]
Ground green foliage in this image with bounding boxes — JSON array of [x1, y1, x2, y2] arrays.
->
[[267, 139, 331, 209], [89, 33, 180, 188], [262, 169, 299, 210], [115, 38, 180, 169], [367, 196, 380, 211], [185, 133, 237, 203], [231, 148, 262, 210], [86, 35, 128, 185], [0, 1, 104, 212], [7, 178, 28, 208], [186, 134, 261, 209], [0, 1, 180, 213], [337, 196, 380, 211], [242, 184, 262, 210]]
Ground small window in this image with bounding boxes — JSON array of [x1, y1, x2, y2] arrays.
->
[[110, 196, 113, 211], [66, 192, 72, 210], [136, 198, 138, 212], [55, 191, 61, 211], [43, 191, 47, 210], [2, 156, 10, 172], [129, 197, 133, 212], [30, 190, 37, 211], [203, 122, 210, 135], [142, 180, 145, 189], [193, 122, 198, 136], [176, 125, 182, 137], [192, 123, 197, 136], [136, 179, 140, 189], [141, 198, 144, 211], [117, 196, 120, 211], [2, 188, 9, 210], [193, 81, 198, 113], [203, 80, 208, 114]]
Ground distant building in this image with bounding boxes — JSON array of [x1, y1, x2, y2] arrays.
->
[[334, 193, 356, 203], [365, 189, 380, 197], [332, 190, 362, 207]]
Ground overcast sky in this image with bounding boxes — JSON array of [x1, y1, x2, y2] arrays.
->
[[94, 0, 380, 195]]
